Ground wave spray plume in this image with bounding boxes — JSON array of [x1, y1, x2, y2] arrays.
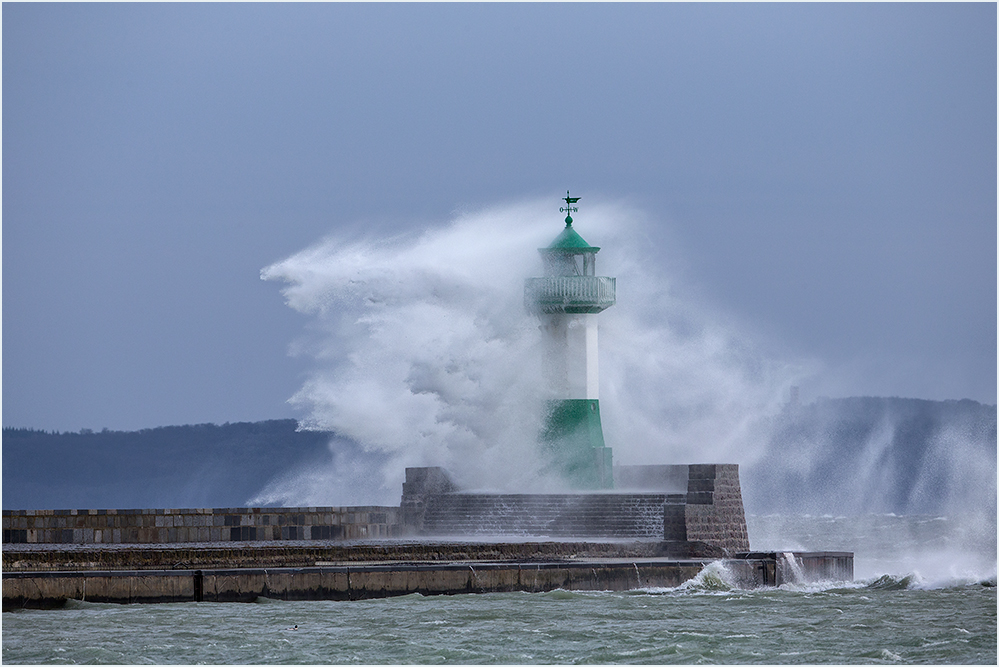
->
[[254, 198, 806, 506]]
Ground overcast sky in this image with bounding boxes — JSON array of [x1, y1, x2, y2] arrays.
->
[[4, 3, 995, 433]]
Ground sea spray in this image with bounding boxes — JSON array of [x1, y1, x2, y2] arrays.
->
[[249, 434, 392, 506], [676, 560, 737, 592], [779, 551, 806, 584], [750, 397, 997, 519], [256, 198, 809, 506], [256, 202, 558, 502], [748, 513, 998, 583], [252, 197, 996, 592]]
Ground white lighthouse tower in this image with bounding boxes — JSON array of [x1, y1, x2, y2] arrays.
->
[[525, 192, 616, 488]]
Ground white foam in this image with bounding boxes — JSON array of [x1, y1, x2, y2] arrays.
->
[[259, 199, 811, 504]]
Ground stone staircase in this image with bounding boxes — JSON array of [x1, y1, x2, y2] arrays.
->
[[420, 493, 668, 539]]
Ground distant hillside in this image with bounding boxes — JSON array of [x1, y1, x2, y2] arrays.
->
[[2, 420, 334, 510], [742, 397, 996, 516], [4, 398, 996, 515]]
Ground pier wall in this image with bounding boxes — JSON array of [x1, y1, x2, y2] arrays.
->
[[5, 464, 750, 555], [2, 549, 853, 609], [2, 507, 401, 545], [664, 464, 751, 553], [403, 464, 750, 554], [2, 560, 712, 608], [420, 493, 668, 538]]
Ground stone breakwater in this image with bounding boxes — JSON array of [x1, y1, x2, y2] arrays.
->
[[3, 507, 400, 545], [2, 464, 752, 555], [2, 540, 679, 572], [1, 461, 854, 608]]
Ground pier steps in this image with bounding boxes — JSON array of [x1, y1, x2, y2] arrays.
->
[[421, 493, 668, 538]]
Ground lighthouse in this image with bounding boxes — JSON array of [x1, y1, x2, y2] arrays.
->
[[525, 192, 616, 489]]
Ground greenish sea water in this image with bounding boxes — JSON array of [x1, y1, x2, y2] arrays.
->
[[3, 574, 996, 665]]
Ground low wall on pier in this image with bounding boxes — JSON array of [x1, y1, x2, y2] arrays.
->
[[402, 464, 751, 554], [5, 464, 751, 555], [1, 540, 677, 573], [2, 507, 402, 545], [420, 493, 668, 538]]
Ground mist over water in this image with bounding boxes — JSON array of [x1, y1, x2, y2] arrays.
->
[[254, 200, 804, 506], [744, 396, 997, 581]]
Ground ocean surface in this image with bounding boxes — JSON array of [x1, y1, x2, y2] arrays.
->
[[3, 514, 996, 665]]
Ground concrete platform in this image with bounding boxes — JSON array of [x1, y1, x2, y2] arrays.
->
[[2, 541, 853, 609]]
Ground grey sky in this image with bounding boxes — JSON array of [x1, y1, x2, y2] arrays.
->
[[4, 3, 995, 432]]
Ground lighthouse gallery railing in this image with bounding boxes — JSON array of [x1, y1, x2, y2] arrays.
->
[[524, 276, 616, 314]]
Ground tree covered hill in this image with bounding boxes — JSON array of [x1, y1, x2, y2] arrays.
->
[[2, 420, 334, 510], [4, 398, 996, 515]]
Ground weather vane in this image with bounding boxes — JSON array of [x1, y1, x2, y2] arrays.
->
[[560, 190, 580, 225]]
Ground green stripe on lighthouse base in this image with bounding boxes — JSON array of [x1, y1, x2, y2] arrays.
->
[[540, 399, 614, 490]]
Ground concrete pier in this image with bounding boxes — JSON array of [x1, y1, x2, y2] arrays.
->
[[3, 558, 712, 608], [2, 463, 853, 608], [2, 541, 852, 609]]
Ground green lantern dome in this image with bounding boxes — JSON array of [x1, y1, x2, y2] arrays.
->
[[540, 192, 600, 254], [543, 219, 600, 254]]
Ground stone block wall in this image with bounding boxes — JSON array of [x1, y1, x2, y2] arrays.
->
[[401, 463, 751, 552], [400, 466, 459, 532], [2, 507, 401, 545], [662, 495, 689, 541], [672, 464, 750, 554], [419, 493, 669, 539], [3, 464, 751, 551]]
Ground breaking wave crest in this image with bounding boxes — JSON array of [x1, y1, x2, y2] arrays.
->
[[677, 561, 738, 592]]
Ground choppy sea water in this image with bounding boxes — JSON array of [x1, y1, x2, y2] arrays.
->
[[3, 514, 996, 665]]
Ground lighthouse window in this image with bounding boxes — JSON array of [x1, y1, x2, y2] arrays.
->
[[545, 253, 582, 276]]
